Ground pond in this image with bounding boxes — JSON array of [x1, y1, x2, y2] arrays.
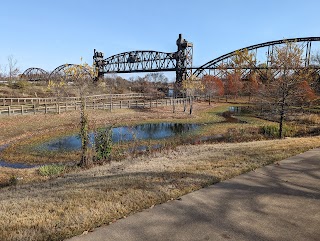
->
[[229, 106, 242, 113], [0, 123, 199, 169], [0, 145, 38, 169], [0, 160, 37, 169], [37, 122, 199, 152]]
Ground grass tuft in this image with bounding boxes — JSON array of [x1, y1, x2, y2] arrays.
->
[[38, 164, 65, 176]]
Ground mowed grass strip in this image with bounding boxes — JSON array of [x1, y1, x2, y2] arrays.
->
[[0, 136, 319, 241]]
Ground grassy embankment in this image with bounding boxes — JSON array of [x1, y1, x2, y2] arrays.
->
[[0, 102, 215, 182], [0, 102, 319, 241], [0, 137, 319, 241], [0, 103, 276, 165], [1, 101, 318, 184]]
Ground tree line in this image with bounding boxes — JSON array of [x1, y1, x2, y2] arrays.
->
[[185, 42, 320, 139]]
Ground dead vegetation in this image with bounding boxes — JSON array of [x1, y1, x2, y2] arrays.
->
[[0, 136, 319, 241], [0, 102, 319, 241]]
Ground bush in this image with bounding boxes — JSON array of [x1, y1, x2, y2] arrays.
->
[[224, 127, 263, 142], [94, 126, 113, 163], [260, 124, 296, 138], [38, 164, 65, 176], [12, 80, 30, 89]]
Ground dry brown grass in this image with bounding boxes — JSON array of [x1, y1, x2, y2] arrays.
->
[[0, 103, 213, 184], [0, 136, 319, 241], [0, 102, 224, 166], [0, 103, 209, 146], [295, 113, 320, 124]]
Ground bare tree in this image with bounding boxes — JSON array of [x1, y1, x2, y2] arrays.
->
[[311, 51, 320, 94], [65, 63, 97, 167], [258, 42, 315, 138], [49, 62, 98, 168], [7, 55, 20, 82], [311, 51, 320, 65], [182, 75, 203, 114], [0, 64, 6, 80]]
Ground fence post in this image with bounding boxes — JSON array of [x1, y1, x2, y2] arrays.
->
[[8, 106, 10, 116], [120, 100, 122, 109], [21, 105, 24, 115], [58, 103, 61, 114], [33, 104, 36, 114], [172, 98, 175, 113], [110, 95, 113, 110]]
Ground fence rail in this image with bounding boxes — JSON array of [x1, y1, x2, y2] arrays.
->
[[0, 97, 193, 116], [0, 93, 151, 106]]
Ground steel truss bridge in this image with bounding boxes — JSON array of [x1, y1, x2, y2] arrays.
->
[[21, 64, 93, 82], [22, 35, 320, 85]]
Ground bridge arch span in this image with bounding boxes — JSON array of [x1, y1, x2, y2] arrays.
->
[[194, 37, 320, 78], [49, 64, 93, 81], [21, 67, 48, 81]]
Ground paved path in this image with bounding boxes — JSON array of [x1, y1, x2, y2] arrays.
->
[[66, 148, 320, 241]]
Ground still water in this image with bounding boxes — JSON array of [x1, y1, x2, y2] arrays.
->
[[38, 123, 199, 152], [0, 145, 37, 168]]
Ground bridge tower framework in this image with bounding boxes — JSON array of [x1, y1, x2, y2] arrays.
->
[[175, 34, 193, 87]]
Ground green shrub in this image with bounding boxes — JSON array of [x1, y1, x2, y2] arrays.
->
[[38, 164, 65, 176], [94, 126, 113, 162], [260, 124, 296, 138]]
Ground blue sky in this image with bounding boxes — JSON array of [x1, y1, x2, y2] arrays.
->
[[1, 0, 319, 80]]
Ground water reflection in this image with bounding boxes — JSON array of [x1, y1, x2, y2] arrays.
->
[[39, 123, 198, 152], [0, 161, 37, 169]]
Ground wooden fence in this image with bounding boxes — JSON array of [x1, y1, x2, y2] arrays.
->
[[0, 98, 192, 116], [0, 93, 150, 106]]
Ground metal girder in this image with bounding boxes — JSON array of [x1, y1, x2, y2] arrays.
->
[[95, 50, 176, 73], [21, 67, 48, 81], [175, 33, 193, 87], [93, 34, 193, 86], [22, 36, 320, 85], [49, 64, 93, 81], [194, 37, 320, 79]]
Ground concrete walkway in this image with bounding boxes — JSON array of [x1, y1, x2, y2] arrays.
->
[[66, 148, 320, 241]]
